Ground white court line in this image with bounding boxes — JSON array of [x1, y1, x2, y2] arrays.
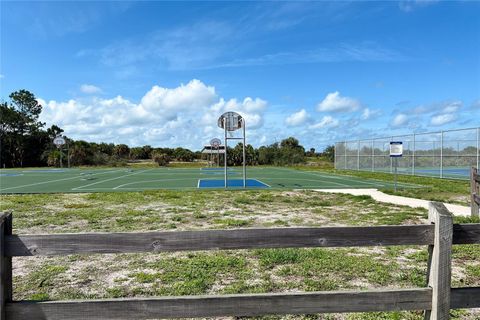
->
[[114, 178, 196, 189], [302, 169, 419, 188], [0, 169, 122, 191], [254, 177, 355, 187], [251, 178, 271, 188], [73, 169, 153, 190], [197, 178, 271, 189], [74, 184, 351, 191], [75, 186, 199, 191], [268, 167, 382, 186], [294, 170, 352, 188], [295, 169, 393, 187]]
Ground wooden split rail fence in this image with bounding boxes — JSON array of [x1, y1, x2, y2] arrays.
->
[[471, 167, 480, 217], [1, 202, 480, 320]]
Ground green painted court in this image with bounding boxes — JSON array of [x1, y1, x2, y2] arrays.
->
[[0, 167, 417, 194]]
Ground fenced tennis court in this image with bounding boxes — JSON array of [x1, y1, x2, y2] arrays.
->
[[0, 167, 417, 194], [335, 127, 480, 180]]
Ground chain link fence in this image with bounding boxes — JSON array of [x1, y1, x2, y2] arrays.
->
[[335, 127, 480, 180]]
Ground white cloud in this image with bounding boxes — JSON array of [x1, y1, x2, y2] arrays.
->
[[399, 0, 438, 12], [39, 79, 268, 149], [391, 114, 408, 127], [361, 108, 380, 120], [317, 91, 360, 112], [309, 116, 339, 129], [0, 74, 4, 79], [140, 79, 217, 120], [431, 113, 456, 126], [80, 84, 102, 94], [203, 97, 266, 130], [285, 109, 309, 127], [441, 101, 461, 113]]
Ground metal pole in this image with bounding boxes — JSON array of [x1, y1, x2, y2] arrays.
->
[[371, 140, 374, 172], [357, 140, 360, 170], [224, 120, 227, 189], [440, 131, 443, 178], [59, 146, 63, 168], [334, 142, 337, 169], [412, 133, 415, 176], [390, 137, 393, 173], [344, 141, 347, 169], [67, 142, 70, 168], [477, 127, 479, 170], [243, 121, 246, 188], [394, 157, 398, 192]]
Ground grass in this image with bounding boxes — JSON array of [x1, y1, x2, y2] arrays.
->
[[1, 187, 479, 319]]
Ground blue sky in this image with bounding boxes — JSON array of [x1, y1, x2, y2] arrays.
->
[[1, 1, 479, 150]]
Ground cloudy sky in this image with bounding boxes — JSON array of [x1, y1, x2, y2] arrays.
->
[[1, 1, 479, 150]]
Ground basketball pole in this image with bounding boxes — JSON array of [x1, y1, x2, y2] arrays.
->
[[224, 118, 228, 189], [67, 141, 70, 168], [59, 146, 63, 168], [242, 119, 246, 188]]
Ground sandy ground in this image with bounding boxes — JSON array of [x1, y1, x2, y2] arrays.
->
[[313, 188, 472, 217]]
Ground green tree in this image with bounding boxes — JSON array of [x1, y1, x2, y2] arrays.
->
[[152, 152, 170, 166], [258, 144, 278, 165], [306, 147, 316, 157], [142, 145, 153, 159], [0, 90, 46, 167], [279, 137, 305, 165], [129, 147, 146, 160], [323, 145, 335, 162], [173, 147, 195, 162], [99, 143, 115, 156], [113, 144, 130, 158]]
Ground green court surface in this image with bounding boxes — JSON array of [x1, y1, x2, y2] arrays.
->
[[0, 167, 417, 194]]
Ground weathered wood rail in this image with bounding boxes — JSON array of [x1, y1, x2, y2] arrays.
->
[[471, 167, 480, 217], [1, 202, 479, 320]]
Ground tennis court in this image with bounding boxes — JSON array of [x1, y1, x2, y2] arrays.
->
[[0, 167, 417, 194]]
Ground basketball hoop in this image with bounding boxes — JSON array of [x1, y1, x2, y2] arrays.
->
[[210, 138, 221, 148], [53, 136, 66, 148], [217, 112, 246, 188], [217, 112, 244, 131], [53, 136, 66, 168]]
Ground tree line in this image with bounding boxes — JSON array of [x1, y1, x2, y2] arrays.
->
[[1, 90, 332, 168]]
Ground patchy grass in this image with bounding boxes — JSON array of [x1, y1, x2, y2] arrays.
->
[[2, 189, 479, 319]]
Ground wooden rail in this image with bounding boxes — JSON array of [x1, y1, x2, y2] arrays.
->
[[0, 202, 479, 319], [472, 167, 480, 217]]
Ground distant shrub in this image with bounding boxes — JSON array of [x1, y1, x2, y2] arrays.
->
[[107, 155, 127, 167], [152, 152, 170, 166]]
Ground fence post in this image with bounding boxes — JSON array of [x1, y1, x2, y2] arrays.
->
[[357, 140, 360, 171], [413, 133, 416, 176], [440, 131, 443, 179], [424, 202, 453, 320], [0, 212, 13, 320], [471, 167, 479, 217]]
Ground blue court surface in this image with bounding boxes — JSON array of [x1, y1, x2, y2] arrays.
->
[[198, 179, 270, 188], [414, 168, 470, 177]]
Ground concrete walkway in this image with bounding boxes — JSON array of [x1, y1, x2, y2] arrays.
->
[[314, 188, 470, 217]]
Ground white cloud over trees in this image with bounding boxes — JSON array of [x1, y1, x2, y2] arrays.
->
[[39, 79, 267, 148], [317, 91, 361, 112]]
